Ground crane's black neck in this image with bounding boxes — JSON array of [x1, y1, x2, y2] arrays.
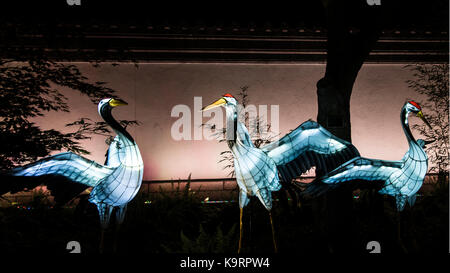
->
[[100, 105, 135, 144]]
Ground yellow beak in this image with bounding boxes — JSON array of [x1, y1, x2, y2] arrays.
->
[[417, 111, 432, 129], [201, 98, 226, 112], [109, 98, 128, 107]]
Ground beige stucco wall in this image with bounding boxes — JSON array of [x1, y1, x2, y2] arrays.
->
[[32, 63, 426, 180]]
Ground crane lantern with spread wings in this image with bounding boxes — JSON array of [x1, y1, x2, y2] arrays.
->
[[304, 100, 432, 212], [202, 93, 360, 253], [4, 98, 144, 252]]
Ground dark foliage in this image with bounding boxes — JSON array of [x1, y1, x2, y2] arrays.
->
[[0, 179, 447, 254], [406, 64, 449, 174], [0, 59, 138, 170]]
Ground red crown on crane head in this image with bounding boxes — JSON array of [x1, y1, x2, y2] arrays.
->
[[408, 100, 421, 110], [222, 93, 235, 98]]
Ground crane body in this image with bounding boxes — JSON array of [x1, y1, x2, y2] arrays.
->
[[8, 98, 144, 251], [202, 93, 360, 253], [305, 101, 431, 211]]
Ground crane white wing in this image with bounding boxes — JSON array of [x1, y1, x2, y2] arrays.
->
[[9, 152, 114, 187], [322, 157, 403, 183], [304, 157, 403, 196], [261, 120, 360, 182]]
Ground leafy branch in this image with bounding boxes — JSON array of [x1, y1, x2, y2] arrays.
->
[[406, 64, 449, 174], [0, 58, 138, 170]]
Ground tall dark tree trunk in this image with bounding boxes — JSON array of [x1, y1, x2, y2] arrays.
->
[[315, 0, 383, 253]]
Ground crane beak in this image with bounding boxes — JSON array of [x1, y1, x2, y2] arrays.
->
[[201, 98, 226, 112], [109, 98, 128, 107], [417, 111, 432, 129]]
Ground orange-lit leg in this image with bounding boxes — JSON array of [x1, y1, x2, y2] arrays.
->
[[238, 207, 243, 254]]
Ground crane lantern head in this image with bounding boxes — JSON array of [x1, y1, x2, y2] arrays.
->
[[98, 98, 128, 111], [408, 100, 421, 111], [201, 93, 237, 112], [407, 100, 432, 129], [98, 98, 128, 114]]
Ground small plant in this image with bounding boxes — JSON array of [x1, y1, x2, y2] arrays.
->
[[162, 224, 237, 253], [155, 173, 198, 201], [25, 188, 52, 209]]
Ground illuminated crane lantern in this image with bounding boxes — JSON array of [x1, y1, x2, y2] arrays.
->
[[9, 98, 144, 251], [202, 93, 360, 253], [305, 101, 431, 211]]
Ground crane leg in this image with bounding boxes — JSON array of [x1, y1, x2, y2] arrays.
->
[[113, 224, 121, 253], [396, 211, 407, 253], [99, 228, 106, 254], [269, 212, 278, 253], [238, 207, 243, 254], [97, 203, 113, 254], [113, 205, 127, 253]]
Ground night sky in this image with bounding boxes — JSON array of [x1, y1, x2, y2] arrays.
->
[[30, 62, 427, 180]]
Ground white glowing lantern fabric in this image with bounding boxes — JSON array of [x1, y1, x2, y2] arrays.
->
[[232, 122, 281, 210], [261, 120, 360, 183], [11, 152, 115, 187], [10, 98, 144, 228], [308, 101, 429, 211], [214, 94, 360, 211], [90, 134, 143, 207]]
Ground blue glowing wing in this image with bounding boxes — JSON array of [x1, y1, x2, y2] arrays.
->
[[323, 157, 402, 183], [9, 152, 114, 187], [261, 120, 360, 182], [304, 157, 402, 196]]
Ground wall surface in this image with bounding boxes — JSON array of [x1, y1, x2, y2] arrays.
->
[[32, 63, 426, 180]]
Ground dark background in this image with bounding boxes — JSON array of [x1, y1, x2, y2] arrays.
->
[[0, 0, 448, 28], [0, 0, 448, 258]]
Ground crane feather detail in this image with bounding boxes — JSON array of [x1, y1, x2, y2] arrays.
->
[[262, 120, 360, 183]]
